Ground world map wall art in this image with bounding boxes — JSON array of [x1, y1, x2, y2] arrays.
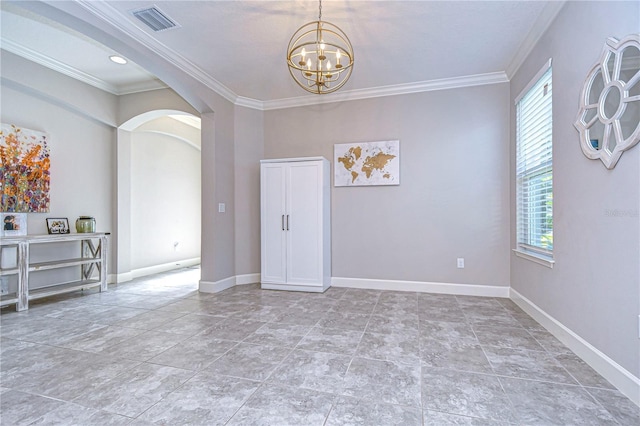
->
[[0, 123, 50, 212], [334, 140, 399, 186]]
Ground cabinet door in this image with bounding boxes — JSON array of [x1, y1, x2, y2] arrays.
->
[[261, 163, 287, 283], [286, 161, 322, 285]]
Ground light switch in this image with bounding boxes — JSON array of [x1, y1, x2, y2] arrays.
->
[[218, 203, 225, 213]]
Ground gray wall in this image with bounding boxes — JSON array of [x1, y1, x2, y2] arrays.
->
[[0, 51, 207, 282], [510, 1, 639, 377], [234, 106, 264, 276], [264, 84, 511, 287]]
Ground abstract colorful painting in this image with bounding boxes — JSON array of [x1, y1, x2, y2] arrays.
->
[[0, 124, 50, 212]]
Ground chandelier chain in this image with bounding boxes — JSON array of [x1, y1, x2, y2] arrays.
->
[[318, 0, 322, 21]]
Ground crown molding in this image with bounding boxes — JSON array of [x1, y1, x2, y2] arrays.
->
[[261, 72, 509, 111], [2, 38, 167, 95], [75, 0, 239, 104], [1, 37, 119, 94], [506, 1, 566, 79]]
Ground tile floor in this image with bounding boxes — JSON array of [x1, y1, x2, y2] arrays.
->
[[1, 267, 638, 425]]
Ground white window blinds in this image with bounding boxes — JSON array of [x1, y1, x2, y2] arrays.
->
[[516, 65, 553, 256]]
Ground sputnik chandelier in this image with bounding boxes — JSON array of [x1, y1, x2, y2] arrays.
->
[[286, 0, 354, 94]]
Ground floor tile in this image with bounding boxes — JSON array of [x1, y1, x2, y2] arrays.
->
[[483, 346, 577, 384], [243, 322, 312, 347], [317, 311, 371, 331], [500, 377, 618, 425], [472, 325, 543, 351], [326, 396, 422, 426], [418, 305, 467, 323], [422, 367, 516, 422], [155, 313, 225, 336], [136, 371, 259, 425], [273, 307, 324, 326], [296, 326, 363, 355], [420, 338, 492, 373], [61, 325, 144, 352], [72, 363, 194, 417], [420, 320, 478, 343], [365, 314, 419, 335], [356, 331, 420, 365], [227, 383, 334, 426], [1, 267, 634, 425], [113, 309, 185, 330], [554, 352, 616, 389], [342, 357, 421, 407], [269, 349, 351, 394], [148, 335, 237, 370], [0, 389, 67, 426], [100, 330, 187, 361], [423, 410, 510, 425], [586, 387, 640, 425], [198, 318, 267, 341], [206, 342, 291, 381]]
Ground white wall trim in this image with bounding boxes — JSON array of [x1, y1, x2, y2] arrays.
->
[[510, 288, 640, 407], [235, 273, 260, 286], [199, 276, 236, 293], [115, 272, 133, 284], [1, 38, 167, 95], [331, 277, 510, 298], [199, 273, 260, 293], [130, 257, 201, 280], [262, 72, 509, 111], [505, 1, 566, 79]]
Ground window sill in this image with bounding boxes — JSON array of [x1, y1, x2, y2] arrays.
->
[[513, 249, 555, 269]]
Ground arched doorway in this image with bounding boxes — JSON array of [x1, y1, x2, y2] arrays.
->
[[117, 110, 201, 282]]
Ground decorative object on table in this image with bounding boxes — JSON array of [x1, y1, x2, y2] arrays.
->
[[75, 216, 96, 233], [574, 34, 640, 169], [46, 217, 70, 234], [0, 123, 50, 212], [1, 212, 27, 237], [286, 0, 354, 94], [334, 140, 400, 187]]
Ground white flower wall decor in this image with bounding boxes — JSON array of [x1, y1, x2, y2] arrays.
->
[[574, 34, 640, 169]]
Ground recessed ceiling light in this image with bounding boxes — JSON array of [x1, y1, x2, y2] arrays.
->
[[109, 55, 127, 65]]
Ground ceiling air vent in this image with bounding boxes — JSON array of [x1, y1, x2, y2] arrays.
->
[[131, 6, 180, 32]]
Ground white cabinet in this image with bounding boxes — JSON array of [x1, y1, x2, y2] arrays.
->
[[260, 157, 331, 292]]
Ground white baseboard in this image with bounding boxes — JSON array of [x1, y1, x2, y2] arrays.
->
[[331, 277, 510, 298], [130, 258, 201, 280], [114, 272, 133, 284], [200, 276, 235, 293], [200, 273, 260, 293], [510, 288, 640, 407], [236, 273, 260, 286]]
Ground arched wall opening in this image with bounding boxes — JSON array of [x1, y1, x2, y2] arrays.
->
[[117, 110, 201, 282]]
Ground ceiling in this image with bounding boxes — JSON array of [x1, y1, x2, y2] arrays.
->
[[0, 1, 565, 109]]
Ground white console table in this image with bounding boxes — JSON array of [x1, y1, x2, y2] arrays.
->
[[0, 233, 109, 311]]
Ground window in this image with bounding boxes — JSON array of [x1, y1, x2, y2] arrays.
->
[[515, 60, 553, 266]]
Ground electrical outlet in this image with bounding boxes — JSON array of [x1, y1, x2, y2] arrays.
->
[[457, 258, 465, 268], [218, 203, 225, 213]]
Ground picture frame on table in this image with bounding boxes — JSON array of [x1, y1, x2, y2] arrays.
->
[[46, 217, 70, 234], [1, 213, 27, 237]]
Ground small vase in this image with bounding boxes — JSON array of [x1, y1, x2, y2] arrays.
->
[[76, 216, 96, 233]]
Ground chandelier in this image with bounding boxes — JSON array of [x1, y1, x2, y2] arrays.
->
[[286, 0, 354, 94]]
